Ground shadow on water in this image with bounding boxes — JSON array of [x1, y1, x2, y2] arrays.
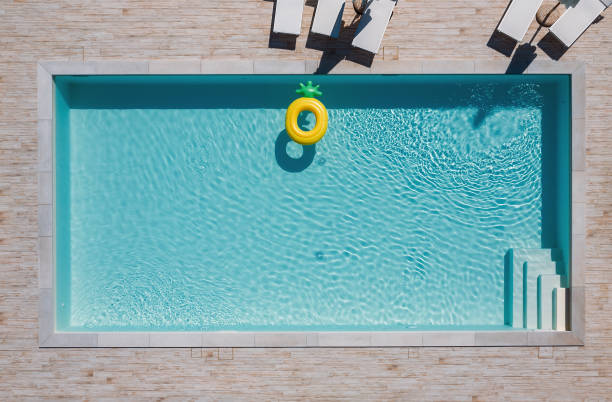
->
[[275, 130, 316, 172], [275, 110, 317, 172]]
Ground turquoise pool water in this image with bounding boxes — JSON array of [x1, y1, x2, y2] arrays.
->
[[54, 75, 571, 331]]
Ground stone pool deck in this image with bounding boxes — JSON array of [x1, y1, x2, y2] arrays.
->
[[2, 0, 612, 399]]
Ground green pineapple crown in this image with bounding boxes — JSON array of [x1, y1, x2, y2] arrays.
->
[[296, 81, 322, 98]]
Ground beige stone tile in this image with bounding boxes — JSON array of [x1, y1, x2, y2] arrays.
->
[[538, 346, 553, 359], [218, 348, 233, 360], [190, 347, 202, 358], [202, 348, 219, 360]]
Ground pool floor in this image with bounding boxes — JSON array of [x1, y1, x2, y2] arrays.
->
[[53, 75, 571, 331]]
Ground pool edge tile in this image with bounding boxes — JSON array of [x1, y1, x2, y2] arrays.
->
[[37, 64, 52, 120], [317, 332, 371, 347], [527, 330, 583, 346], [572, 202, 585, 236], [474, 331, 528, 346], [91, 61, 149, 75], [202, 333, 255, 347], [571, 64, 586, 119], [422, 60, 475, 74], [38, 288, 54, 346], [38, 204, 52, 237], [570, 286, 585, 342], [370, 332, 423, 347], [41, 333, 98, 348], [38, 171, 52, 205], [370, 60, 423, 74], [150, 332, 202, 347], [572, 234, 585, 288], [572, 117, 585, 171], [254, 333, 307, 347], [98, 333, 150, 347], [525, 60, 582, 74], [474, 60, 509, 74], [149, 60, 201, 74], [38, 236, 52, 289], [572, 171, 585, 204], [201, 59, 254, 74], [253, 60, 306, 74], [40, 61, 97, 75], [422, 331, 476, 346], [37, 119, 52, 173], [306, 333, 319, 347]]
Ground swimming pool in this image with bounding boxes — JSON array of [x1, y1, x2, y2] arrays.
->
[[52, 74, 572, 333]]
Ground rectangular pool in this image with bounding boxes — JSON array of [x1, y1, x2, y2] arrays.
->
[[53, 74, 571, 332]]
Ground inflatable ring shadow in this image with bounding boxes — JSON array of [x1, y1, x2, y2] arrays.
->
[[275, 130, 316, 173]]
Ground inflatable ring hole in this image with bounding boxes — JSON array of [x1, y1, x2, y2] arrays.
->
[[297, 110, 316, 131]]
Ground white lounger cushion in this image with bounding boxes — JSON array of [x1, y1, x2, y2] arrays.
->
[[497, 0, 544, 41], [311, 0, 345, 38], [550, 0, 607, 47], [273, 0, 305, 35], [352, 0, 397, 54]]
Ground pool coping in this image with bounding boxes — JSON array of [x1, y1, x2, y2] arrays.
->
[[37, 60, 586, 348]]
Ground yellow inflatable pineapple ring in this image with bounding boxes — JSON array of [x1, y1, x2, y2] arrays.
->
[[285, 81, 328, 145]]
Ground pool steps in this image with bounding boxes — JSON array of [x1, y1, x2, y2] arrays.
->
[[538, 274, 562, 330], [507, 248, 568, 330]]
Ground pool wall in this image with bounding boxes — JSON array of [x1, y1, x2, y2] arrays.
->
[[37, 60, 586, 347]]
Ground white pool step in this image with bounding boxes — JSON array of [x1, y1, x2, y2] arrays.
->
[[538, 274, 562, 330], [507, 248, 567, 330], [553, 287, 568, 331]]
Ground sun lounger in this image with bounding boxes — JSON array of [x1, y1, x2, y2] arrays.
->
[[549, 0, 609, 47], [497, 0, 545, 41], [311, 0, 345, 38], [351, 0, 397, 54], [273, 0, 305, 36]]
